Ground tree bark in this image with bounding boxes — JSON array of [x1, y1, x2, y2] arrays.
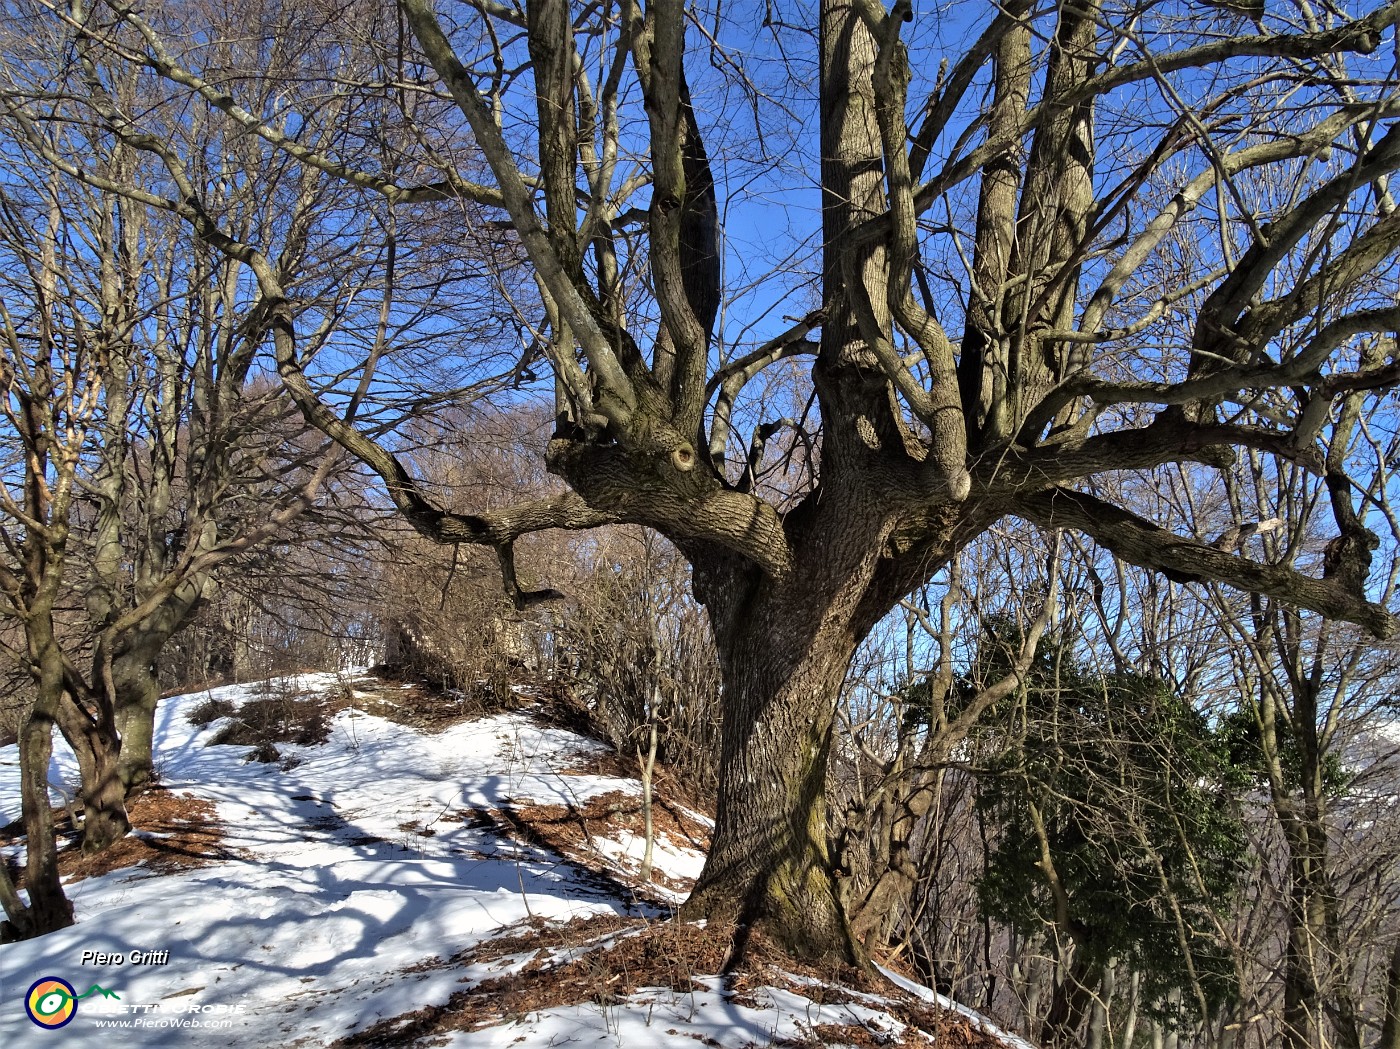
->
[[52, 694, 129, 853], [680, 601, 857, 962], [1378, 937, 1400, 1049], [8, 690, 75, 940], [112, 646, 165, 794], [1086, 958, 1113, 1049], [1260, 631, 1363, 1049], [1041, 953, 1096, 1048], [104, 596, 205, 797], [680, 514, 894, 964]]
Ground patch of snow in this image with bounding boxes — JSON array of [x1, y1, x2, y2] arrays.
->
[[434, 977, 928, 1049], [878, 963, 1038, 1049], [589, 831, 707, 898], [0, 672, 1028, 1049]]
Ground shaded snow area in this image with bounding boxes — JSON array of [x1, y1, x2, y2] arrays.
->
[[0, 671, 1031, 1048]]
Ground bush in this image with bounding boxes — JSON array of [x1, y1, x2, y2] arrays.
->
[[245, 741, 281, 763], [556, 531, 721, 802], [186, 697, 237, 726], [205, 692, 332, 756]]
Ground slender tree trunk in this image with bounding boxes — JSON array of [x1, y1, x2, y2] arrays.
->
[[1279, 834, 1363, 1049], [113, 651, 162, 794], [1121, 968, 1142, 1049], [1042, 954, 1097, 1048], [1086, 958, 1114, 1049], [0, 858, 28, 941], [846, 778, 925, 952], [637, 715, 657, 884], [1283, 866, 1322, 1049], [8, 688, 75, 940], [1163, 1017, 1179, 1049], [52, 696, 129, 853], [1269, 685, 1361, 1049], [1010, 949, 1050, 1037]]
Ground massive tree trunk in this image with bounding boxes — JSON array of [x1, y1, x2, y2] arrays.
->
[[680, 540, 880, 961], [680, 608, 856, 959], [96, 592, 207, 798], [111, 618, 193, 795], [678, 490, 956, 962]]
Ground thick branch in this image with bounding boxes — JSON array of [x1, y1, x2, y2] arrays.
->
[[1019, 487, 1395, 638], [1024, 306, 1400, 431], [863, 0, 968, 496], [1201, 122, 1400, 349]]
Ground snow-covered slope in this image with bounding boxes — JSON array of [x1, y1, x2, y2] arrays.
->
[[0, 672, 1030, 1048]]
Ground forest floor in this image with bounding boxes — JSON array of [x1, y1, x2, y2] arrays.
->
[[0, 669, 1034, 1048]]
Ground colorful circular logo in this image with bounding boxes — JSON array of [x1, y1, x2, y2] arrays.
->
[[26, 977, 78, 1029]]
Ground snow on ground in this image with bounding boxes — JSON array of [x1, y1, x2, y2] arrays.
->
[[0, 671, 1026, 1048], [879, 966, 1039, 1049]]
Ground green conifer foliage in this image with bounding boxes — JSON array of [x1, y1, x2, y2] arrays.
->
[[969, 621, 1247, 1026]]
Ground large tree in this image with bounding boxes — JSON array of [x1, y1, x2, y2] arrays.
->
[[14, 0, 1400, 962]]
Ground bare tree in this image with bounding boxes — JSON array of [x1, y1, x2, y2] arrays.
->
[[0, 167, 102, 937], [1205, 438, 1400, 1049], [832, 525, 1059, 960], [14, 0, 1400, 963], [0, 5, 435, 886]]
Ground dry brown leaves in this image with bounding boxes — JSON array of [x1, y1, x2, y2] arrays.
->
[[486, 789, 709, 899], [333, 917, 728, 1048], [331, 916, 1020, 1049], [3, 787, 231, 888]]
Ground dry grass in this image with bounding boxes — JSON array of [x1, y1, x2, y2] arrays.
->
[[354, 666, 513, 732], [564, 749, 716, 820], [190, 674, 490, 764], [332, 918, 732, 1047]]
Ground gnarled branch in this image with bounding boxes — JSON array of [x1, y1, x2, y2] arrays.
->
[[1019, 487, 1394, 638]]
